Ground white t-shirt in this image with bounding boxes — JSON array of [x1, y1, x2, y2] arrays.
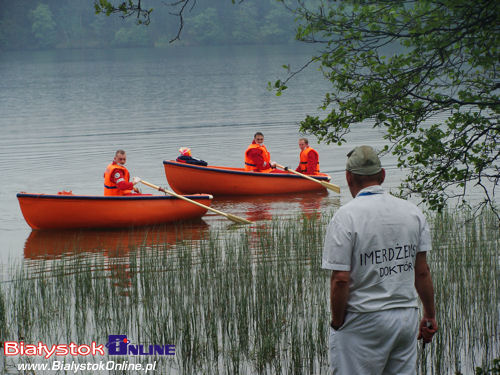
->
[[322, 185, 432, 312]]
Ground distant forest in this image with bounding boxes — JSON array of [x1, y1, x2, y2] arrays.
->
[[0, 0, 299, 50]]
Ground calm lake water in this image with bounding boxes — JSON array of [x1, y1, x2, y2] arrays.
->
[[0, 44, 402, 272]]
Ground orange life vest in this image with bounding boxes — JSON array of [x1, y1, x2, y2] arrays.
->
[[245, 143, 272, 172], [103, 163, 132, 196], [299, 147, 320, 174]]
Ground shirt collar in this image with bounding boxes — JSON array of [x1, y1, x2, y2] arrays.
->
[[355, 185, 385, 198]]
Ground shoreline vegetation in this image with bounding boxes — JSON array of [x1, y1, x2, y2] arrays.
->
[[0, 1, 297, 51], [0, 209, 498, 374]]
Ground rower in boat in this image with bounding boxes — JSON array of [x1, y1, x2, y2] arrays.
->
[[103, 149, 142, 196], [244, 132, 277, 173], [296, 138, 320, 175]]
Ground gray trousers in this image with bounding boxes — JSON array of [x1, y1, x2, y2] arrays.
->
[[329, 307, 419, 375]]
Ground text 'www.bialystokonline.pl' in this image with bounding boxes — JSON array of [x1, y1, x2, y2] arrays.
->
[[16, 360, 157, 373]]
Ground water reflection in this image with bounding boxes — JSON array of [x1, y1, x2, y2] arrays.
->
[[212, 190, 336, 222], [23, 221, 209, 260]]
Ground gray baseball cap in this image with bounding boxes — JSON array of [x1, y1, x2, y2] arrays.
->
[[346, 145, 382, 175]]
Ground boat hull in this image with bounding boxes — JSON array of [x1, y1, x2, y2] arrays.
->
[[164, 160, 332, 196], [17, 193, 212, 230]]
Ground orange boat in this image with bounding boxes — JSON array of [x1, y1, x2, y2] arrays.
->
[[17, 192, 212, 230], [164, 160, 333, 196]]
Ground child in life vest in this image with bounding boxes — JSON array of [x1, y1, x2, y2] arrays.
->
[[176, 147, 208, 166]]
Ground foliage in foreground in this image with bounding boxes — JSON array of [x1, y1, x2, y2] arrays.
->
[[283, 0, 499, 219]]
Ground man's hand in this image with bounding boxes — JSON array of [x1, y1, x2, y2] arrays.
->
[[418, 317, 438, 343], [132, 176, 141, 185], [330, 320, 343, 330], [270, 161, 277, 168]]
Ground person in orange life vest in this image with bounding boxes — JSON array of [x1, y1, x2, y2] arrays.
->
[[176, 147, 208, 166], [296, 138, 320, 175], [103, 149, 142, 196], [244, 132, 277, 172]]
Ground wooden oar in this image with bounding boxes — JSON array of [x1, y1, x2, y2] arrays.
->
[[275, 163, 341, 194], [140, 180, 252, 225]]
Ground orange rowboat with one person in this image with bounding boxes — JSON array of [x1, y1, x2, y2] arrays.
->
[[17, 192, 212, 230], [163, 160, 333, 196]]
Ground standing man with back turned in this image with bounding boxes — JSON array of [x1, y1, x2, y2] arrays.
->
[[322, 145, 437, 374], [104, 149, 142, 196], [296, 137, 320, 175]]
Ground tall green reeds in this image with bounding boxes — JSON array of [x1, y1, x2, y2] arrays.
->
[[419, 209, 499, 374], [0, 210, 498, 374]]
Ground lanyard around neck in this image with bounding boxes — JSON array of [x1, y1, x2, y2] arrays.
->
[[357, 191, 381, 197]]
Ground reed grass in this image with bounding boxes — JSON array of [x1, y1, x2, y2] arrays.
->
[[419, 209, 499, 374], [0, 209, 498, 374]]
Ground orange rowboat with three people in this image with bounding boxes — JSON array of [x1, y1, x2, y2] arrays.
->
[[163, 160, 340, 196]]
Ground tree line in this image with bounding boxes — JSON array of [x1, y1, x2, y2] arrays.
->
[[0, 0, 296, 50]]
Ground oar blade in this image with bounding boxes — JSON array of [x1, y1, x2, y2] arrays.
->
[[321, 181, 341, 193], [226, 213, 253, 225]]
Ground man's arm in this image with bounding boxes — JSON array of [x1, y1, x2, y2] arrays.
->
[[330, 270, 350, 329], [414, 252, 438, 342], [111, 169, 134, 191], [111, 169, 140, 193]]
